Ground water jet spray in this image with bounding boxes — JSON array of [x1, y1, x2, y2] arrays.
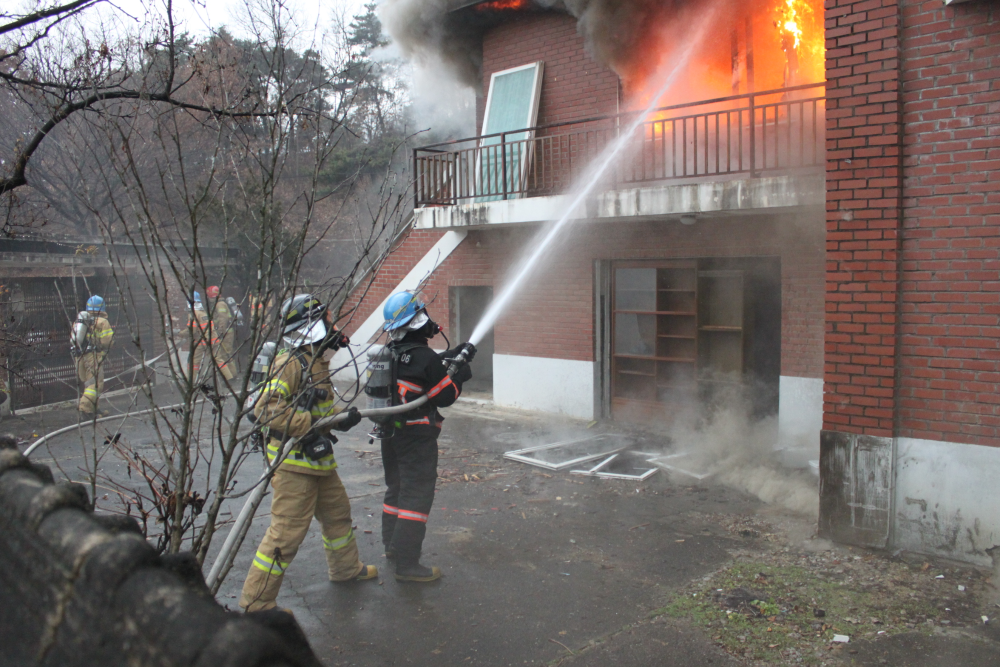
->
[[466, 10, 717, 346]]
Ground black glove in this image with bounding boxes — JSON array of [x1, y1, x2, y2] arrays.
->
[[458, 342, 477, 362], [333, 407, 362, 432], [453, 363, 473, 384]]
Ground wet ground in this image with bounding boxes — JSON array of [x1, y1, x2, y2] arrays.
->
[[5, 392, 1000, 666]]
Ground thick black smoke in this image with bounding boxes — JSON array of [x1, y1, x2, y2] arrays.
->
[[380, 0, 486, 90], [380, 0, 705, 91]]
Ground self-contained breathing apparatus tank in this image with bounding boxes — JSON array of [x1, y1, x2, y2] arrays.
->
[[245, 342, 278, 427], [71, 311, 93, 357], [226, 297, 244, 327], [365, 345, 394, 439]]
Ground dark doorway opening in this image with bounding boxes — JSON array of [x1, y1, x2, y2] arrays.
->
[[450, 286, 494, 396], [607, 256, 780, 424]]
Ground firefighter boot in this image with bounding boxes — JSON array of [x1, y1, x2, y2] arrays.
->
[[394, 559, 441, 583]]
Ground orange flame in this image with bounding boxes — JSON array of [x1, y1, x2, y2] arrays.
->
[[619, 0, 825, 111], [475, 0, 529, 11], [778, 0, 803, 49]]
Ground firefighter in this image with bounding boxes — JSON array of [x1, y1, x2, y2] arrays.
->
[[74, 295, 114, 416], [188, 291, 233, 382], [187, 291, 207, 381], [239, 294, 371, 612], [206, 286, 237, 375], [380, 291, 475, 582]]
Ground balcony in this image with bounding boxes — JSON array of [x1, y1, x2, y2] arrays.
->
[[412, 83, 826, 227]]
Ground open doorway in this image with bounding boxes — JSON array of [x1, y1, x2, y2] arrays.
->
[[603, 256, 780, 424], [450, 286, 494, 396]]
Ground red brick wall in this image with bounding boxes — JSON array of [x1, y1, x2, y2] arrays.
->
[[345, 215, 825, 379], [823, 0, 904, 437], [824, 0, 1000, 444], [897, 0, 1000, 445], [338, 230, 445, 336], [477, 11, 620, 135]]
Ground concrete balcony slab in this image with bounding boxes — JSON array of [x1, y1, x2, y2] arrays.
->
[[413, 172, 825, 229]]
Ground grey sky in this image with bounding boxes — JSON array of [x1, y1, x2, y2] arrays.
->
[[100, 0, 369, 41]]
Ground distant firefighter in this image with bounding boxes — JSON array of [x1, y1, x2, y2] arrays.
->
[[206, 286, 239, 376], [188, 290, 233, 382], [71, 295, 114, 416]]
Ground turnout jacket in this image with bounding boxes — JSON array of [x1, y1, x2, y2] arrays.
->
[[392, 333, 466, 433], [255, 347, 343, 475], [210, 299, 234, 338], [82, 312, 114, 359], [187, 307, 215, 348]]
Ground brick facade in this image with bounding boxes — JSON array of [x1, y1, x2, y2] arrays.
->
[[898, 0, 1000, 445], [823, 0, 904, 437], [344, 215, 825, 379], [825, 0, 1000, 445], [477, 11, 620, 134]]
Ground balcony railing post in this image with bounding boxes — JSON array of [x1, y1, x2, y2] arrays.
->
[[749, 92, 757, 178], [412, 148, 419, 209], [500, 133, 509, 200]]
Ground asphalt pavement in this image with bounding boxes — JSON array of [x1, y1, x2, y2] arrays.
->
[[7, 390, 1000, 667]]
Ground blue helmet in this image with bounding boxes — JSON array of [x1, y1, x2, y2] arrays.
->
[[86, 295, 104, 312], [383, 291, 425, 332], [193, 291, 202, 303]]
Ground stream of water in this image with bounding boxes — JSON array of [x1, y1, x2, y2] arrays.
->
[[468, 15, 715, 347]]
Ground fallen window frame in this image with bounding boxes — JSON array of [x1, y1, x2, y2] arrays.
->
[[570, 452, 659, 481], [503, 434, 627, 471]]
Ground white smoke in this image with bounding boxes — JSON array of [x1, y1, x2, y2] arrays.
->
[[663, 402, 819, 518]]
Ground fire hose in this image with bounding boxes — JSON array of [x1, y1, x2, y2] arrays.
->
[[204, 347, 472, 591], [23, 403, 182, 457]]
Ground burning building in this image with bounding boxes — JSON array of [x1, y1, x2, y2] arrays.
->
[[341, 0, 1000, 566]]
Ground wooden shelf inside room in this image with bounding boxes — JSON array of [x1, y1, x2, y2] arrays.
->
[[615, 354, 695, 363]]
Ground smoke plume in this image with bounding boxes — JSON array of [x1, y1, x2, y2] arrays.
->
[[380, 0, 484, 89], [380, 0, 719, 92]]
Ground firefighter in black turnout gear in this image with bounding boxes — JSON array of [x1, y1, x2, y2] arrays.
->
[[380, 291, 476, 582]]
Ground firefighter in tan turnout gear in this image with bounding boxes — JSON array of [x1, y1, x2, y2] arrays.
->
[[188, 291, 234, 382], [206, 285, 240, 376], [72, 295, 114, 416], [239, 294, 372, 612]]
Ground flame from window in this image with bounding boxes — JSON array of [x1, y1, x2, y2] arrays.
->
[[618, 0, 825, 112], [475, 0, 530, 11], [778, 0, 804, 50]]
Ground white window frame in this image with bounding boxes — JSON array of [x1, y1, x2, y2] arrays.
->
[[476, 61, 545, 201]]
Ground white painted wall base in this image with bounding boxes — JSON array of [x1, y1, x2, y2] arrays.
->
[[777, 376, 823, 455], [493, 354, 594, 421], [894, 437, 1000, 567]]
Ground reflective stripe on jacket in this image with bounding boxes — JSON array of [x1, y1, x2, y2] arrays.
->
[[255, 349, 342, 475]]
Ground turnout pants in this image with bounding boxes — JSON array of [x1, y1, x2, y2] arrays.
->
[[219, 330, 237, 375], [381, 427, 439, 565], [191, 342, 234, 382], [239, 467, 363, 612], [210, 339, 235, 381], [76, 353, 104, 414]]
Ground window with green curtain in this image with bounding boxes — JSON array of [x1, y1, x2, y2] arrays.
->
[[477, 62, 543, 202]]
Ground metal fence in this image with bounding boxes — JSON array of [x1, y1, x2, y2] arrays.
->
[[414, 82, 825, 207], [5, 277, 155, 410]]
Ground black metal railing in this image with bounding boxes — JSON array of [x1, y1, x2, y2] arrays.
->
[[413, 82, 825, 208]]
